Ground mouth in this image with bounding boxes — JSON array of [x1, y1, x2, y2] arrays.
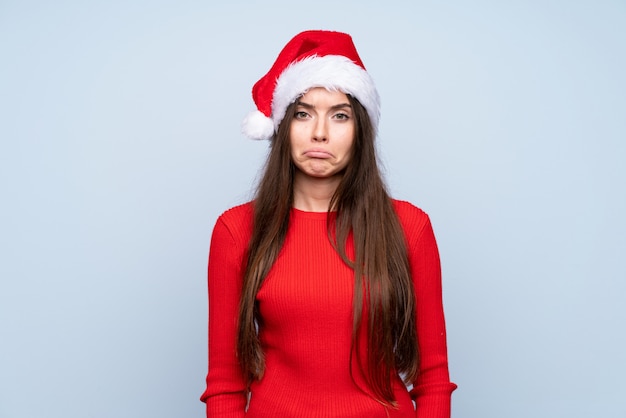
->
[[304, 149, 333, 158]]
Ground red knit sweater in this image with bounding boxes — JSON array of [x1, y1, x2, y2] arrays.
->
[[200, 200, 456, 417]]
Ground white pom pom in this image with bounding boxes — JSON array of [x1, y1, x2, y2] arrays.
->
[[241, 110, 275, 140]]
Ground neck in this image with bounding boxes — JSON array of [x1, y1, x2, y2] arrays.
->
[[292, 171, 342, 212]]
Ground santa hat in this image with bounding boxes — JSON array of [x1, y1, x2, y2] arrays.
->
[[242, 30, 380, 140]]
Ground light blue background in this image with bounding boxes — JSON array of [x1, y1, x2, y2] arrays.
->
[[1, 1, 624, 417]]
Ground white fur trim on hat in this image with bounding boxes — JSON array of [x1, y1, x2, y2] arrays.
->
[[271, 55, 380, 134]]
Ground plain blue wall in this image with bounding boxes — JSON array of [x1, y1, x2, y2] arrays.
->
[[1, 1, 624, 417]]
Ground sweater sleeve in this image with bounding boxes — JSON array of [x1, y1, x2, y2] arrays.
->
[[200, 216, 248, 417], [406, 215, 457, 418]]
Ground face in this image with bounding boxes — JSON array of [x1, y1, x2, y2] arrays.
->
[[289, 88, 355, 180]]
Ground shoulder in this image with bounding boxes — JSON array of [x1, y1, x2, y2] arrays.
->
[[213, 201, 254, 244], [392, 199, 430, 226], [218, 201, 254, 223], [391, 199, 434, 242]]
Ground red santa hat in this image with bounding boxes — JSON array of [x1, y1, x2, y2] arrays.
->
[[242, 30, 380, 140]]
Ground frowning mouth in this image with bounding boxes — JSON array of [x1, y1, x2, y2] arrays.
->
[[303, 149, 333, 158]]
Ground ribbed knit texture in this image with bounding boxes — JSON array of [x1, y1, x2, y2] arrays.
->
[[201, 200, 457, 417]]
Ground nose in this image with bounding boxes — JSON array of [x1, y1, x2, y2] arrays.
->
[[312, 117, 328, 142]]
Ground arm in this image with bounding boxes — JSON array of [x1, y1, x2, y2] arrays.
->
[[200, 216, 247, 417], [408, 216, 457, 418]]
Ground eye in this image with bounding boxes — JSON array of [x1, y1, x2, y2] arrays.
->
[[333, 112, 350, 120], [294, 111, 310, 119]]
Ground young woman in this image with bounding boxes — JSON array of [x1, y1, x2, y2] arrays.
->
[[200, 30, 456, 418]]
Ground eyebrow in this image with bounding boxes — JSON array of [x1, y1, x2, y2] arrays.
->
[[296, 101, 352, 111]]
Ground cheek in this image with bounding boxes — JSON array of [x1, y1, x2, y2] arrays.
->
[[287, 133, 299, 161], [340, 129, 356, 155], [289, 125, 305, 147]]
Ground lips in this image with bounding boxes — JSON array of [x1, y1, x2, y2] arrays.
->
[[304, 149, 333, 158]]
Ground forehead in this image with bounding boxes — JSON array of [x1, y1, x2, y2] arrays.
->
[[298, 87, 350, 104]]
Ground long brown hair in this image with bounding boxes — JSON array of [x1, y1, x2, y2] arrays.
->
[[237, 94, 418, 406]]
